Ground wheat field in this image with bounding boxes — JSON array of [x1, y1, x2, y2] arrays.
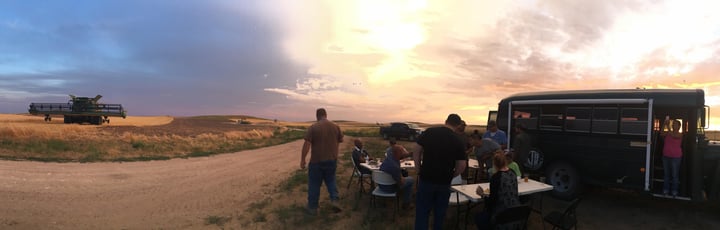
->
[[0, 114, 304, 162]]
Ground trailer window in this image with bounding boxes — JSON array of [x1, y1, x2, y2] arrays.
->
[[540, 105, 564, 131], [566, 107, 591, 133], [592, 107, 618, 134], [620, 108, 648, 135], [513, 106, 539, 130]]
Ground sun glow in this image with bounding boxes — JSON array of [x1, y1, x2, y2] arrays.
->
[[347, 0, 429, 84]]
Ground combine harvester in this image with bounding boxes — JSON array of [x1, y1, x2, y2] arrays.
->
[[28, 95, 127, 125]]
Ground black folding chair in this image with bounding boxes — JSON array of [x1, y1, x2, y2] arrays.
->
[[492, 204, 532, 230], [543, 198, 581, 230], [347, 156, 372, 195]]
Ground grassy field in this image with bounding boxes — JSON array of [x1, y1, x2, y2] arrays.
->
[[0, 114, 306, 162], [0, 114, 394, 163]]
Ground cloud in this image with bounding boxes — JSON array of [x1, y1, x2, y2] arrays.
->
[[3, 1, 720, 125], [0, 1, 305, 116], [265, 0, 720, 124]]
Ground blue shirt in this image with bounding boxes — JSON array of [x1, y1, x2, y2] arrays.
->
[[483, 130, 507, 146], [379, 155, 401, 192]]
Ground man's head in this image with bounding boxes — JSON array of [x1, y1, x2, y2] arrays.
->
[[316, 108, 327, 121], [469, 133, 483, 147], [457, 120, 467, 133], [445, 113, 463, 129], [487, 120, 498, 132], [388, 137, 397, 146], [354, 139, 363, 148]]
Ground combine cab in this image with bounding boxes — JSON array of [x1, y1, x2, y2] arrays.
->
[[28, 95, 127, 125]]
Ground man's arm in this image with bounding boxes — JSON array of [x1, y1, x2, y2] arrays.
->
[[301, 140, 311, 169], [413, 143, 423, 171], [337, 126, 344, 143], [453, 160, 467, 177], [660, 119, 671, 137], [353, 150, 366, 163]]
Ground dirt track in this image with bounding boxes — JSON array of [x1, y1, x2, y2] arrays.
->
[[0, 140, 305, 229]]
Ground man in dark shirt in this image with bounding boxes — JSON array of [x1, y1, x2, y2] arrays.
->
[[413, 114, 467, 230], [379, 145, 415, 209], [300, 108, 344, 215], [512, 123, 533, 171]]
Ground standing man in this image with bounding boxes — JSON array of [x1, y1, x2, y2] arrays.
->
[[513, 123, 533, 172], [413, 114, 467, 230], [483, 120, 508, 149], [300, 108, 344, 215]]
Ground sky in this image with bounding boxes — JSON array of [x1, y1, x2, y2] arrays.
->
[[2, 0, 720, 128]]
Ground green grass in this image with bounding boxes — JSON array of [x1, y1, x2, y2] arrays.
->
[[187, 151, 213, 157], [253, 212, 267, 223], [344, 127, 380, 137], [79, 148, 106, 163], [46, 139, 70, 152], [110, 155, 171, 162], [273, 204, 296, 224], [247, 198, 273, 212], [0, 128, 306, 163], [279, 170, 308, 193], [203, 215, 231, 226], [131, 141, 147, 149]]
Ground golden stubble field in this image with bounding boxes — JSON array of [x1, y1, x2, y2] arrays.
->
[[0, 114, 312, 162]]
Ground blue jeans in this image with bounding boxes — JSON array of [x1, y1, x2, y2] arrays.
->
[[415, 180, 451, 230], [663, 156, 681, 195], [307, 160, 339, 210]]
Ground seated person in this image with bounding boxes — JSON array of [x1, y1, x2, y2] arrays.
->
[[385, 138, 412, 159], [470, 133, 501, 175], [488, 150, 522, 177], [385, 138, 412, 176], [352, 139, 372, 175], [379, 145, 415, 209], [475, 152, 521, 229]]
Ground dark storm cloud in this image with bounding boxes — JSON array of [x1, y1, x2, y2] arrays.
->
[[0, 1, 305, 115]]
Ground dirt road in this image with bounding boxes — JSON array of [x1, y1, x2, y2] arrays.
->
[[0, 140, 305, 229]]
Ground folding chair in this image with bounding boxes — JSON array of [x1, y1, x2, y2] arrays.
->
[[371, 170, 400, 217], [543, 198, 581, 230], [347, 155, 372, 194], [492, 204, 532, 230]]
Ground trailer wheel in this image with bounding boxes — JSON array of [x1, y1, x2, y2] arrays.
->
[[409, 134, 417, 141], [546, 161, 580, 200], [382, 133, 388, 140]]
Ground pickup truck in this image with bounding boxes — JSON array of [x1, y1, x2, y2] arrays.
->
[[379, 122, 424, 141]]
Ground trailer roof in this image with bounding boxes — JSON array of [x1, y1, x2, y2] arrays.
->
[[499, 89, 705, 107]]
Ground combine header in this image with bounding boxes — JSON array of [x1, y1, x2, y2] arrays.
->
[[28, 95, 127, 125]]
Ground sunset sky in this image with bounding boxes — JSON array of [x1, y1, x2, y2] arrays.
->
[[1, 0, 720, 129]]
